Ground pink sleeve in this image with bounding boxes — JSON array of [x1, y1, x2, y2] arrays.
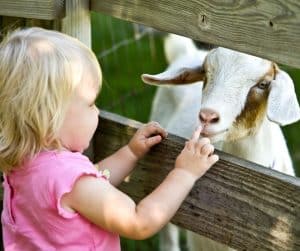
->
[[56, 171, 101, 219], [51, 158, 106, 219]]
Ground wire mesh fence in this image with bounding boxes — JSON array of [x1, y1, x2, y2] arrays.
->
[[91, 12, 167, 123]]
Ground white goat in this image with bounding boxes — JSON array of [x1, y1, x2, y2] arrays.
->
[[141, 34, 300, 251]]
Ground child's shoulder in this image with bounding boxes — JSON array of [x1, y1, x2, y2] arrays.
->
[[41, 150, 90, 163], [27, 149, 83, 162], [14, 150, 94, 177], [10, 150, 97, 191], [36, 150, 93, 170]]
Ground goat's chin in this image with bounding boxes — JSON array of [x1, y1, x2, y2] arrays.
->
[[209, 133, 227, 143], [201, 130, 227, 143], [224, 126, 256, 142]]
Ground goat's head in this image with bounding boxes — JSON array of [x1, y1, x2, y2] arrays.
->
[[142, 47, 300, 143]]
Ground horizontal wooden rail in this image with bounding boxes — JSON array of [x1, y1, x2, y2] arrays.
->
[[92, 0, 300, 69], [0, 0, 65, 20], [93, 110, 300, 251]]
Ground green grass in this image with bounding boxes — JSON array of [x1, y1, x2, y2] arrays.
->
[[91, 12, 300, 251]]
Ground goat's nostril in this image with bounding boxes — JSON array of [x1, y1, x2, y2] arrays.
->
[[211, 117, 219, 123], [199, 109, 220, 124], [199, 112, 207, 123]]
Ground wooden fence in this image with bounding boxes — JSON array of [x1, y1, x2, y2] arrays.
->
[[0, 0, 299, 250]]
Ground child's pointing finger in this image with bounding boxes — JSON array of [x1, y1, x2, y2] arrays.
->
[[191, 125, 202, 141]]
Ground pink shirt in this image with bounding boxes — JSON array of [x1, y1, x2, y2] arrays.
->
[[2, 150, 120, 251]]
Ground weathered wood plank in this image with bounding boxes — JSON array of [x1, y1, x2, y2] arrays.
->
[[0, 17, 62, 42], [0, 17, 25, 41], [0, 0, 65, 20], [93, 110, 300, 251], [92, 0, 300, 69]]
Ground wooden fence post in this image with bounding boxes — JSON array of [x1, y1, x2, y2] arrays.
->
[[62, 0, 91, 48]]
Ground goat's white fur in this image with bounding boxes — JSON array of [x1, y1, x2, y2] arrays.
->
[[142, 34, 300, 251]]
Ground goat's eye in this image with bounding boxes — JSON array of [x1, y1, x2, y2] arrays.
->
[[257, 80, 270, 89]]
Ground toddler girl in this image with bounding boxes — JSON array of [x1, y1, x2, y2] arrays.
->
[[0, 27, 218, 251]]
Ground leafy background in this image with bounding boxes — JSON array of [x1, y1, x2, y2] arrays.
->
[[91, 12, 300, 251]]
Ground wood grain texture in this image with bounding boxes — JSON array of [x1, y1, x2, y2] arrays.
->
[[93, 111, 300, 251], [92, 0, 300, 69], [61, 0, 91, 47], [0, 0, 65, 20]]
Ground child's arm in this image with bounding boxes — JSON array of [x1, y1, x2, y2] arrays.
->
[[95, 122, 167, 186], [62, 127, 218, 240]]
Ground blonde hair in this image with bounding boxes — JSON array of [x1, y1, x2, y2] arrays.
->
[[0, 27, 102, 172]]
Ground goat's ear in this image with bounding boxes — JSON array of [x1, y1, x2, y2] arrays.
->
[[267, 68, 300, 126], [142, 67, 205, 86], [141, 51, 207, 86]]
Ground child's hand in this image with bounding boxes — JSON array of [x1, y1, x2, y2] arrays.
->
[[128, 121, 168, 159], [175, 126, 219, 180]]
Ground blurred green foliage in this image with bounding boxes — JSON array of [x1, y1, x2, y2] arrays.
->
[[282, 67, 300, 176], [92, 12, 166, 123], [91, 11, 300, 251]]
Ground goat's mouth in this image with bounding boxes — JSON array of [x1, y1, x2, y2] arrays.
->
[[200, 128, 228, 138]]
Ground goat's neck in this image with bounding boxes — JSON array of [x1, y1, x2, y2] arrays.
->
[[220, 118, 283, 167]]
